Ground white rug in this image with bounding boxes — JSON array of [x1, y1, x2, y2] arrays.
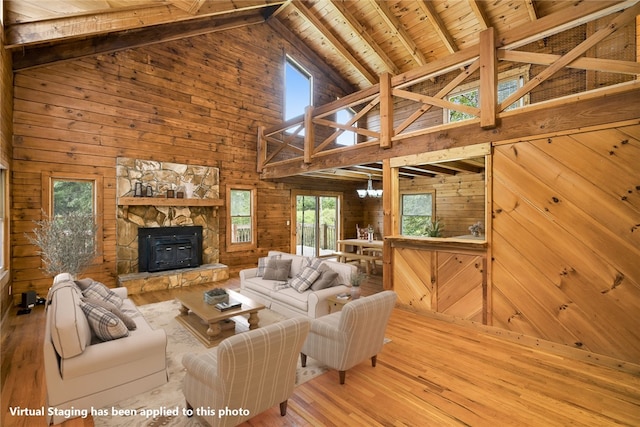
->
[[95, 299, 327, 427]]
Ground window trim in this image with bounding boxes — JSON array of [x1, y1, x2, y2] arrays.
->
[[284, 55, 313, 122], [226, 185, 257, 252], [41, 171, 104, 265], [399, 190, 436, 236]]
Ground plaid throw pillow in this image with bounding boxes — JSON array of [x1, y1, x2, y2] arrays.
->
[[80, 300, 129, 341], [289, 266, 321, 293], [256, 254, 281, 277], [82, 282, 124, 308]]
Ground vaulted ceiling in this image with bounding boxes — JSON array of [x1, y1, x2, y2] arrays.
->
[[3, 0, 634, 181], [5, 0, 631, 87]]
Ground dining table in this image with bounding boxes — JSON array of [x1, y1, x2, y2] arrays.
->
[[335, 239, 383, 273]]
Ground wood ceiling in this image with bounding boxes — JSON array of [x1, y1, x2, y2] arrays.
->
[[3, 0, 634, 181]]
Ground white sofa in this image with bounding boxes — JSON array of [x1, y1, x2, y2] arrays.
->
[[44, 273, 168, 425], [240, 251, 357, 318]]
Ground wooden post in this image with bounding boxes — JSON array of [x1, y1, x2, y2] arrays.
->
[[257, 125, 265, 173], [382, 159, 397, 290], [479, 27, 497, 129], [303, 105, 314, 164], [379, 73, 393, 149]]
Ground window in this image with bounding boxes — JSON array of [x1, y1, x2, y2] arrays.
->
[[285, 56, 312, 128], [446, 66, 530, 123], [42, 171, 104, 265], [400, 192, 435, 236], [336, 107, 357, 146], [227, 186, 256, 251]]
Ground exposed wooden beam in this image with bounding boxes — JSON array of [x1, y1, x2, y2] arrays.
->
[[499, 50, 640, 75], [524, 0, 538, 21], [330, 0, 400, 75], [498, 0, 635, 50], [5, 0, 285, 47], [11, 12, 267, 70], [369, 0, 427, 67], [468, 0, 490, 30], [418, 0, 458, 53], [291, 0, 377, 85]]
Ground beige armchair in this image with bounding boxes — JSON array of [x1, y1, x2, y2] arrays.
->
[[300, 290, 397, 384], [182, 317, 310, 427]]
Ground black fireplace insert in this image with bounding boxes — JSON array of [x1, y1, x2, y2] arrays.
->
[[138, 226, 203, 273]]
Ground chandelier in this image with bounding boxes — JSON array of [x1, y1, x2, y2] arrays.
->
[[357, 174, 382, 198]]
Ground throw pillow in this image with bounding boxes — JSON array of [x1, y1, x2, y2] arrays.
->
[[82, 282, 124, 308], [80, 300, 129, 341], [256, 254, 281, 277], [289, 266, 321, 293], [311, 265, 339, 291], [263, 258, 293, 281], [82, 297, 137, 331]]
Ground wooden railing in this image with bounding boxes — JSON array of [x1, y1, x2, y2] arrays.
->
[[296, 223, 337, 251], [257, 2, 640, 176]]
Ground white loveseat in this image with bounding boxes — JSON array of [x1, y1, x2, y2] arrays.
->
[[43, 273, 168, 425], [240, 251, 357, 318]]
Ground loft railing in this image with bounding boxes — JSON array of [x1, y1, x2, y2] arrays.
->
[[257, 2, 640, 176]]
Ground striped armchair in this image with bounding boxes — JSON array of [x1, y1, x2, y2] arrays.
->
[[300, 290, 397, 384], [182, 317, 310, 427]]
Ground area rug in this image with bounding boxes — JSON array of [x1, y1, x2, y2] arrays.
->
[[94, 299, 328, 427]]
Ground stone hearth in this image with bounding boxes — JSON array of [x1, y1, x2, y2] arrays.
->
[[118, 263, 229, 295]]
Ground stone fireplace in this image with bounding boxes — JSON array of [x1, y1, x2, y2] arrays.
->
[[116, 158, 228, 293]]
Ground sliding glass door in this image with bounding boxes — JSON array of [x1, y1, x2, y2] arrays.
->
[[294, 193, 340, 257]]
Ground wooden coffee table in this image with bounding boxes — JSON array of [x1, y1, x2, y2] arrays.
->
[[175, 289, 265, 347]]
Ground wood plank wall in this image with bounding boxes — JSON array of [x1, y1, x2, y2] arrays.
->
[[399, 172, 484, 237], [1, 15, 14, 318], [492, 123, 640, 363], [9, 23, 358, 304]]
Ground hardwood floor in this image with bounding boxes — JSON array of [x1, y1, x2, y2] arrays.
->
[[2, 273, 639, 426]]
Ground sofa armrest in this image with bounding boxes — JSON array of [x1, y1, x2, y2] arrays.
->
[[182, 352, 219, 388], [240, 268, 258, 284], [113, 287, 128, 299], [61, 329, 167, 380], [306, 285, 350, 318]]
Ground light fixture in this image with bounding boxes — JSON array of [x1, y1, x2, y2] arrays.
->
[[357, 174, 383, 198]]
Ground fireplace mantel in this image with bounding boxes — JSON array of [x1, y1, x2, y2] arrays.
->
[[118, 197, 224, 207]]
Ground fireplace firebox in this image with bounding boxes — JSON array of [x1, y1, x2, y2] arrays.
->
[[138, 226, 203, 273]]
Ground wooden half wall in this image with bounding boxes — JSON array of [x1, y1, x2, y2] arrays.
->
[[492, 121, 640, 363], [389, 120, 640, 364]]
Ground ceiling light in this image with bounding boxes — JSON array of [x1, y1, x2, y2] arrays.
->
[[357, 175, 382, 198]]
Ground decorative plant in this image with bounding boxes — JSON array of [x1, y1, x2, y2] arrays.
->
[[350, 270, 367, 287], [469, 221, 484, 236], [423, 219, 444, 237], [26, 211, 99, 277]]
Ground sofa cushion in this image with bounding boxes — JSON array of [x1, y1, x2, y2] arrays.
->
[[289, 265, 321, 293], [270, 287, 309, 312], [80, 300, 129, 341], [82, 282, 124, 308], [82, 297, 137, 330], [311, 264, 339, 291], [48, 282, 92, 359], [262, 258, 292, 281], [243, 277, 282, 297], [256, 254, 281, 277]]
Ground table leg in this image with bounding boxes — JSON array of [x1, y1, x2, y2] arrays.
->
[[207, 322, 222, 338], [179, 304, 189, 316], [248, 311, 260, 329]]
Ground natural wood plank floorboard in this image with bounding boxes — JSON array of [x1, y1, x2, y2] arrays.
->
[[2, 273, 639, 426]]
